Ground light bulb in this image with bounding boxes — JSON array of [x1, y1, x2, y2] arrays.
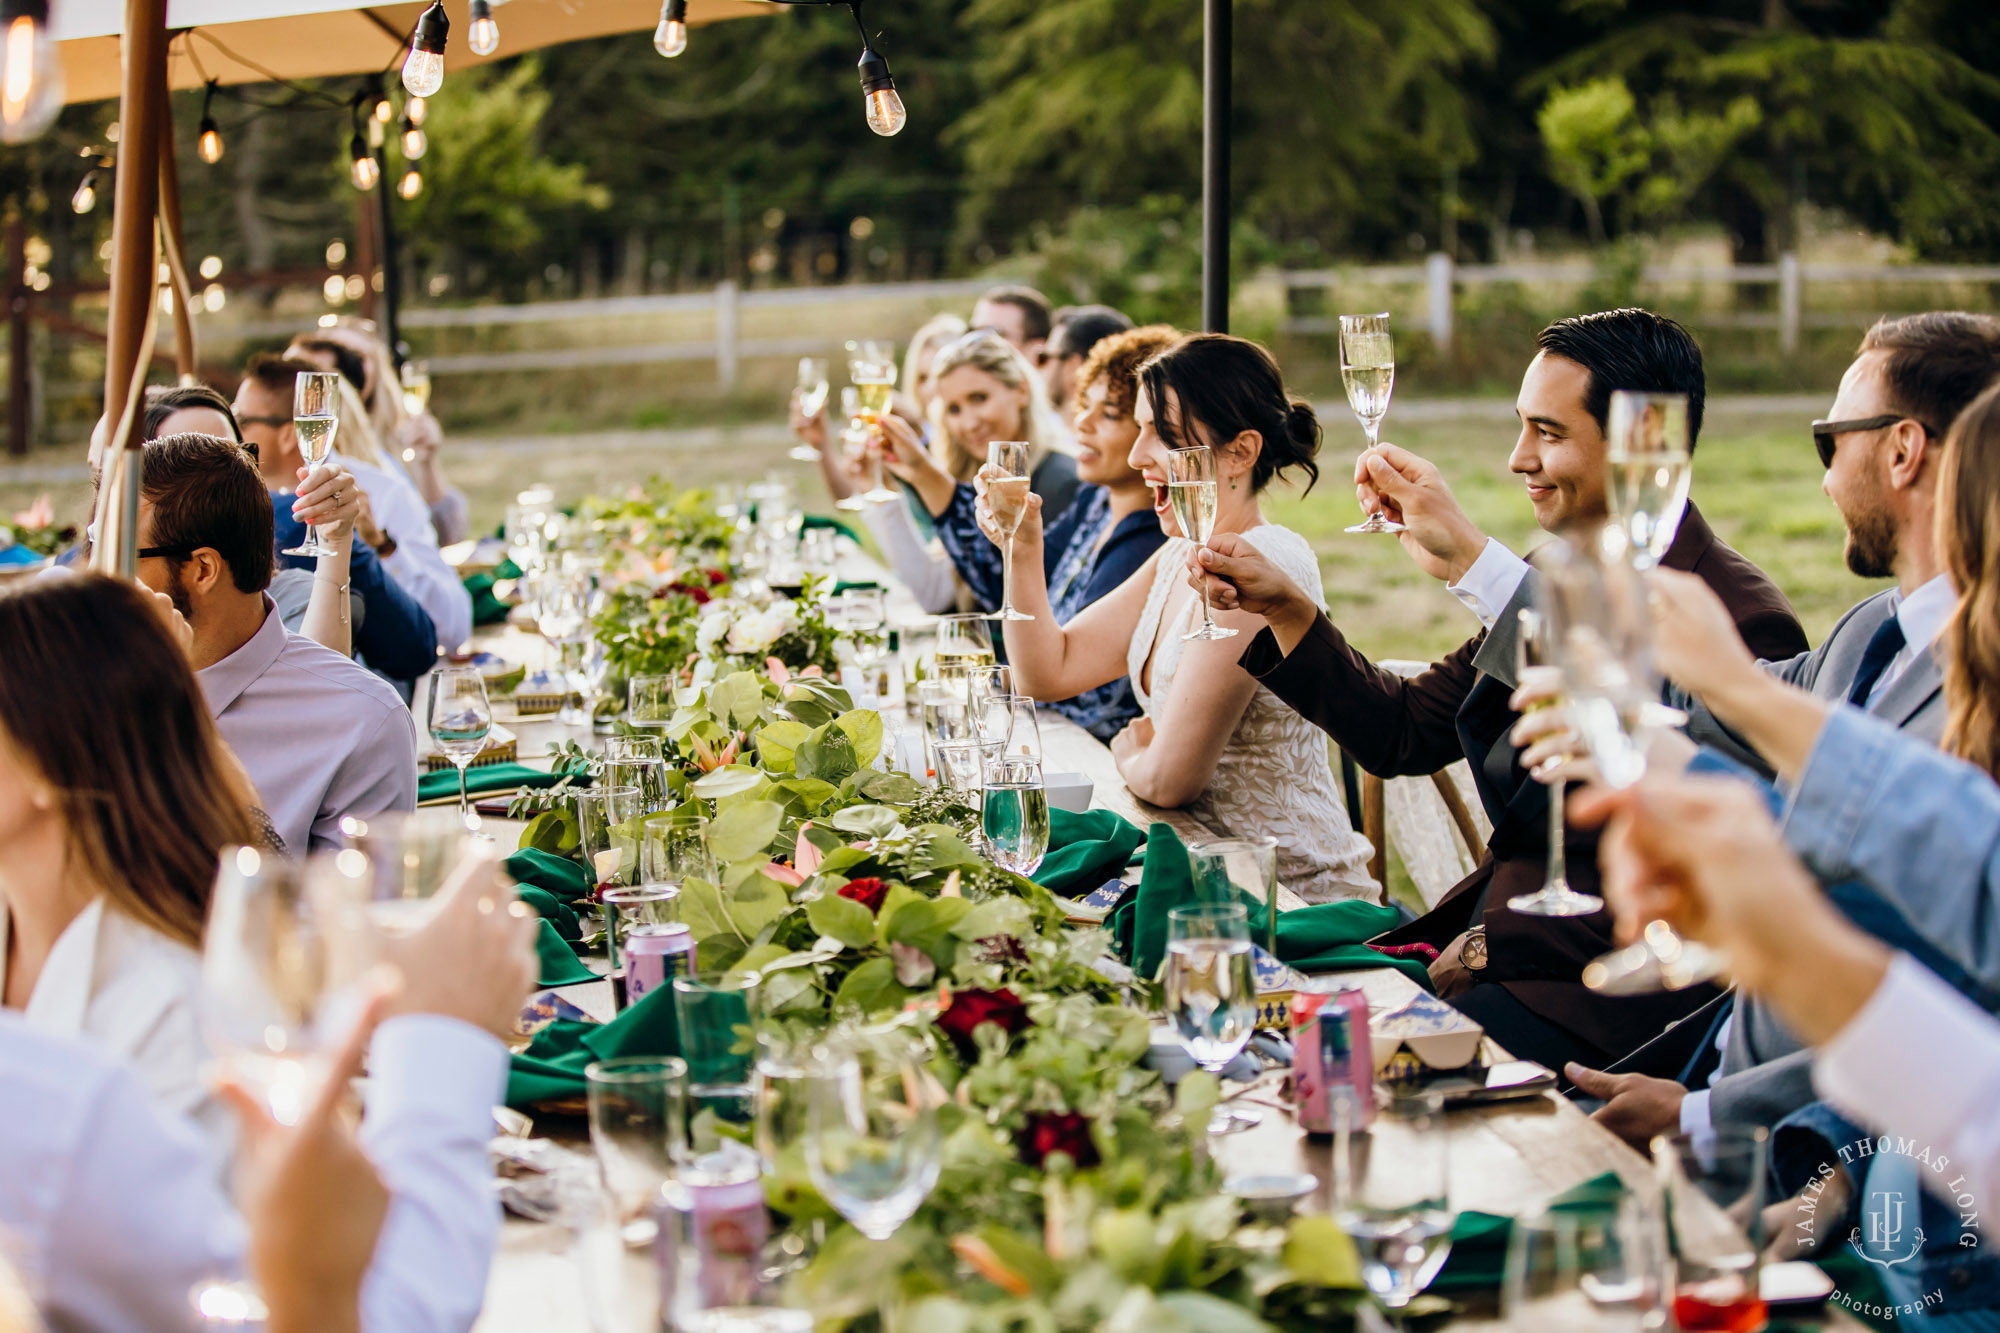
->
[[468, 0, 499, 55], [402, 123, 427, 160], [372, 96, 393, 124], [406, 96, 427, 126], [653, 18, 687, 56], [0, 4, 62, 144], [350, 136, 380, 191], [865, 87, 906, 136], [198, 117, 224, 164], [398, 169, 423, 200], [70, 172, 95, 214], [400, 2, 450, 97]]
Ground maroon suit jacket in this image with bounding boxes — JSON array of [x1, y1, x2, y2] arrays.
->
[[1241, 504, 1809, 1060]]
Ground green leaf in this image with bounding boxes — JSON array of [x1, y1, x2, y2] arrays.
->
[[709, 670, 767, 730], [761, 965, 820, 1012], [1175, 1069, 1220, 1125], [796, 724, 859, 784], [755, 720, 813, 772], [829, 804, 898, 839], [1281, 1216, 1362, 1289], [708, 800, 783, 864], [831, 957, 907, 1015], [973, 1224, 1061, 1295], [678, 877, 733, 942], [721, 873, 795, 940], [696, 932, 747, 973], [1156, 1292, 1276, 1333], [735, 941, 794, 974], [857, 770, 923, 803], [882, 897, 973, 966], [521, 809, 576, 854], [833, 709, 884, 767], [952, 896, 1034, 942], [805, 892, 877, 949], [878, 882, 923, 924], [690, 765, 764, 800], [777, 777, 841, 814], [920, 830, 987, 870], [816, 847, 872, 876]]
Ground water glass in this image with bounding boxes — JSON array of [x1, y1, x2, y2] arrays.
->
[[604, 756, 670, 813], [1164, 903, 1259, 1134], [426, 666, 493, 830], [1502, 1199, 1663, 1333], [628, 674, 676, 732], [339, 806, 485, 936], [800, 527, 839, 580], [1654, 1127, 1769, 1333], [674, 972, 761, 1142], [1002, 695, 1042, 761], [936, 739, 1001, 804], [804, 1035, 943, 1241], [982, 756, 1050, 875], [599, 883, 679, 966], [641, 810, 716, 888], [752, 1032, 819, 1173], [1334, 1093, 1454, 1314], [585, 1055, 688, 1245], [577, 785, 645, 892], [605, 734, 665, 764], [1187, 836, 1280, 957]]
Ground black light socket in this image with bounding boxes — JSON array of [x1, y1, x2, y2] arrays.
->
[[857, 45, 895, 95], [411, 0, 450, 54]]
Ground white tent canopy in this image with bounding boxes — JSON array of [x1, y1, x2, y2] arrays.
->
[[53, 0, 772, 104]]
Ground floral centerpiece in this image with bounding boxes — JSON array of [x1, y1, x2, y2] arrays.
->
[[3, 495, 76, 560]]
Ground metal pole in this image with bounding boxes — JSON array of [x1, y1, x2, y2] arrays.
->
[[1201, 0, 1230, 333], [377, 144, 404, 360], [8, 214, 27, 457]]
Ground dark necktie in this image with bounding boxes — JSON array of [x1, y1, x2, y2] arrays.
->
[[1847, 612, 1908, 707]]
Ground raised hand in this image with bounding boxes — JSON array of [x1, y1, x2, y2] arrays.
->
[[375, 850, 539, 1041], [1352, 443, 1490, 584], [973, 462, 1042, 551], [1187, 532, 1312, 622], [293, 463, 362, 546], [1644, 567, 1760, 700]]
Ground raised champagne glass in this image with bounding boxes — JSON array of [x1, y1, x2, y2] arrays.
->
[[851, 352, 901, 503], [1508, 607, 1604, 918], [1605, 390, 1692, 568], [282, 370, 342, 557], [791, 356, 831, 462], [833, 386, 869, 513], [1167, 446, 1236, 641], [984, 439, 1035, 621], [397, 359, 430, 461], [1341, 312, 1403, 535]]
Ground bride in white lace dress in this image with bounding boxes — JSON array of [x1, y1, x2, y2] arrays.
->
[[976, 334, 1377, 902]]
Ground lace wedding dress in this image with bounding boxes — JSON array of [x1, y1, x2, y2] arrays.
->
[[1128, 524, 1378, 903]]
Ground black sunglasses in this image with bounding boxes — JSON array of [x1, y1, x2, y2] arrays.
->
[[1811, 414, 1936, 468], [136, 545, 199, 560], [235, 414, 290, 429]]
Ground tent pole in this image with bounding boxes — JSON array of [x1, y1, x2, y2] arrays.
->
[[1200, 0, 1230, 334], [376, 144, 403, 361], [157, 93, 198, 382]]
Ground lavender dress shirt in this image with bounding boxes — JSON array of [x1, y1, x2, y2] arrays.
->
[[198, 596, 418, 855]]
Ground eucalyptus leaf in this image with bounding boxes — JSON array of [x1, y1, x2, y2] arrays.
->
[[1280, 1216, 1363, 1290], [709, 670, 768, 730], [857, 770, 924, 803], [828, 804, 898, 839], [761, 966, 820, 1013], [522, 809, 576, 855], [796, 725, 858, 784], [1156, 1292, 1277, 1333], [690, 765, 765, 800], [708, 800, 783, 864], [755, 720, 813, 772], [805, 892, 878, 949], [777, 777, 841, 814], [920, 830, 987, 870], [882, 897, 973, 967], [831, 957, 907, 1016]]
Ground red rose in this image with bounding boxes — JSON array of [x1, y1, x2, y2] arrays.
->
[[706, 569, 728, 586], [1019, 1111, 1099, 1169], [936, 987, 1029, 1057], [837, 877, 888, 914]]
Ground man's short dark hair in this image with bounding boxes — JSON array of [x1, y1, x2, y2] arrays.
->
[[1050, 305, 1134, 361], [240, 352, 321, 401], [1859, 312, 2000, 437], [142, 384, 242, 444], [976, 284, 1053, 344], [289, 336, 372, 400], [1537, 309, 1707, 449], [140, 432, 274, 594]]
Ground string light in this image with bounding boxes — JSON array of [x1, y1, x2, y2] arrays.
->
[[653, 0, 687, 57], [855, 44, 905, 137], [468, 0, 499, 56], [349, 133, 380, 191], [197, 80, 224, 164], [401, 115, 427, 160], [372, 93, 394, 124], [401, 1, 449, 98], [399, 168, 423, 199], [0, 0, 61, 143], [70, 168, 97, 214], [406, 95, 427, 127]]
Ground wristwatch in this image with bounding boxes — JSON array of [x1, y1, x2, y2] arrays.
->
[[1461, 926, 1488, 972], [375, 533, 399, 559]]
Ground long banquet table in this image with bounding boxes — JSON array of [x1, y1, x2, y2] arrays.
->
[[445, 605, 1854, 1331]]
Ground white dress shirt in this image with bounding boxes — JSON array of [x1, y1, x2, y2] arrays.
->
[[1446, 537, 1532, 631], [342, 455, 472, 653], [860, 493, 959, 614], [200, 596, 418, 855], [1814, 953, 2000, 1209], [0, 1010, 506, 1333], [0, 899, 222, 1154]]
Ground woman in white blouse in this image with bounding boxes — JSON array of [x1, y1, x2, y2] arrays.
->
[[0, 574, 261, 1150]]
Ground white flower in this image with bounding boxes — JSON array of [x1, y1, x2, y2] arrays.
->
[[695, 601, 735, 652], [725, 600, 799, 656]]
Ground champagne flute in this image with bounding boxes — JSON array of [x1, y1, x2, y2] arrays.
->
[[1533, 537, 1719, 994], [1002, 694, 1042, 761], [804, 1033, 943, 1241], [834, 387, 869, 514], [852, 356, 901, 503], [282, 370, 342, 557], [1334, 1093, 1454, 1322], [398, 359, 431, 461], [984, 440, 1035, 621], [1166, 446, 1237, 641], [1164, 903, 1260, 1134], [1340, 312, 1404, 535], [981, 755, 1049, 875], [791, 356, 832, 462], [1606, 391, 1692, 569], [1509, 607, 1604, 917], [427, 666, 492, 832]]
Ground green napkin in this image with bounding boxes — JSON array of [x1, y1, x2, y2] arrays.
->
[[417, 762, 580, 804], [463, 556, 522, 627], [1272, 901, 1431, 989], [1033, 808, 1145, 896], [506, 847, 591, 940], [1430, 1171, 1626, 1293], [534, 920, 598, 987], [800, 513, 863, 544], [507, 979, 684, 1108], [1109, 823, 1195, 978]]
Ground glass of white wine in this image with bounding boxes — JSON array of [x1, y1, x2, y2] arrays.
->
[[981, 755, 1049, 875], [834, 386, 869, 513], [984, 439, 1035, 621], [1166, 446, 1236, 641], [1340, 312, 1403, 535], [1605, 390, 1692, 568], [791, 356, 831, 463], [283, 370, 342, 557], [852, 355, 901, 503], [1164, 903, 1259, 1134], [1509, 607, 1604, 918], [397, 360, 431, 462]]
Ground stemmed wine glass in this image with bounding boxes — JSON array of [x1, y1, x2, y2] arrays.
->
[[1605, 391, 1692, 568], [1508, 607, 1604, 917], [534, 568, 592, 727], [834, 387, 869, 514], [803, 1031, 943, 1241], [849, 345, 902, 504], [427, 666, 493, 831], [282, 371, 342, 557], [1533, 535, 1720, 994], [984, 439, 1035, 621], [1334, 1092, 1454, 1323], [1340, 312, 1403, 535], [791, 356, 831, 462], [1166, 446, 1236, 641], [1164, 903, 1261, 1134]]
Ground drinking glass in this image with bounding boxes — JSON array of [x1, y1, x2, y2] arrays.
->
[[1166, 446, 1235, 641], [1502, 1200, 1661, 1332], [1001, 695, 1042, 762], [1334, 1093, 1453, 1319], [804, 1034, 943, 1241], [604, 757, 669, 814], [674, 972, 761, 1153], [599, 882, 679, 967], [399, 358, 431, 419], [628, 674, 676, 734], [577, 785, 645, 892], [605, 734, 664, 764], [752, 1032, 819, 1174], [792, 356, 832, 462], [1606, 391, 1692, 569], [641, 809, 716, 888], [936, 739, 1000, 803], [282, 370, 342, 556], [827, 587, 887, 636], [426, 666, 492, 831], [1339, 312, 1402, 535], [585, 1055, 688, 1245], [917, 679, 973, 781], [1655, 1128, 1769, 1333], [984, 439, 1035, 622], [969, 678, 1016, 751], [1187, 835, 1279, 958], [339, 806, 483, 936], [800, 527, 839, 581], [982, 755, 1049, 875], [834, 387, 869, 513], [1534, 538, 1719, 993], [1164, 903, 1260, 1134], [534, 568, 592, 724], [933, 613, 995, 677], [1509, 606, 1603, 917], [850, 352, 901, 504]]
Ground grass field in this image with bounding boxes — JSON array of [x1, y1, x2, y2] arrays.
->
[[3, 399, 1885, 663]]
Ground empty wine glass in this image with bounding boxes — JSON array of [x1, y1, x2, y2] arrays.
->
[[1509, 607, 1603, 918], [641, 809, 715, 889], [1166, 446, 1236, 641], [985, 439, 1035, 622], [804, 1032, 943, 1241], [1340, 312, 1402, 535], [1606, 391, 1692, 569], [1164, 903, 1260, 1134], [339, 807, 483, 936], [1335, 1092, 1453, 1321], [792, 356, 832, 462], [427, 666, 492, 831], [1187, 835, 1279, 957]]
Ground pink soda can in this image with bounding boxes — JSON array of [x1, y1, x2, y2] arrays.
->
[[1292, 986, 1374, 1135], [625, 923, 696, 1005]]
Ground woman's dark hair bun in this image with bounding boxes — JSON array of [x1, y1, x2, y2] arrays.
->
[[1136, 333, 1320, 494]]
